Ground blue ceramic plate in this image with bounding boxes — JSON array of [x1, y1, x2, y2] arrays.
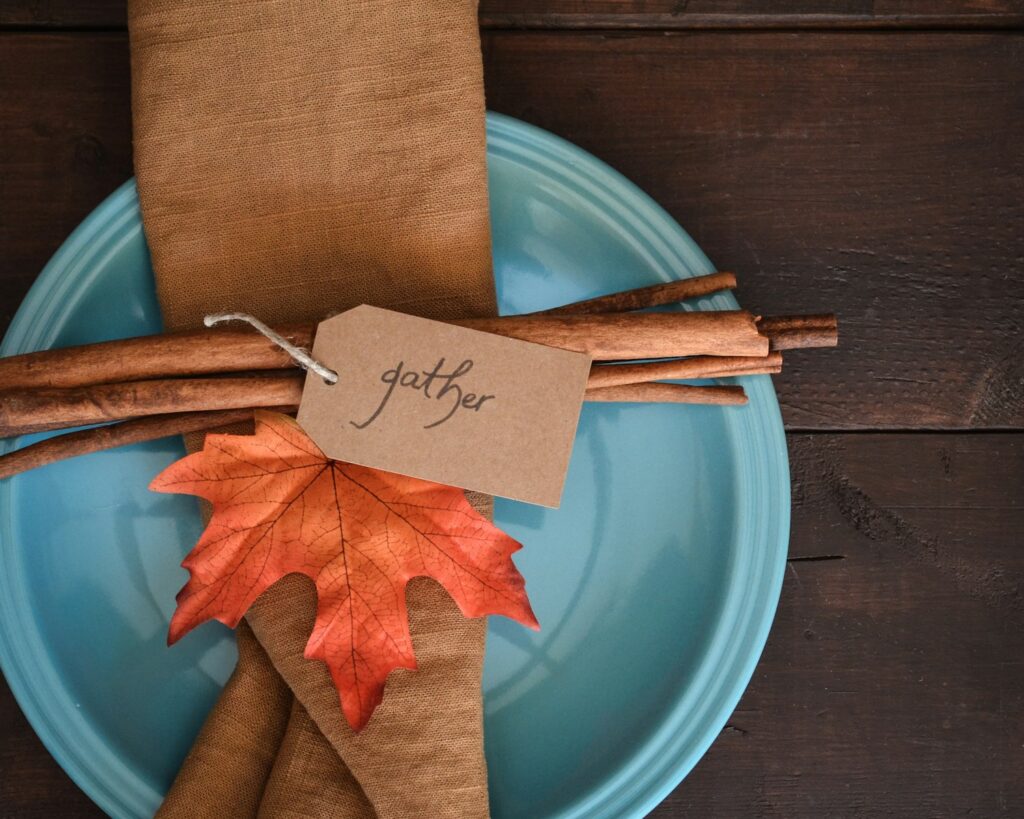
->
[[0, 113, 788, 818]]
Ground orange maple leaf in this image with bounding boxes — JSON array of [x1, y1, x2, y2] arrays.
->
[[150, 410, 538, 731]]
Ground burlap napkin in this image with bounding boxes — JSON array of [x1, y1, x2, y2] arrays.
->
[[128, 1, 496, 815]]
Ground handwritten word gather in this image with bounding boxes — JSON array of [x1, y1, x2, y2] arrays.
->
[[351, 358, 495, 430]]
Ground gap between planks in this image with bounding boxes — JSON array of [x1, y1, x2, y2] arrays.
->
[[2, 13, 1023, 34]]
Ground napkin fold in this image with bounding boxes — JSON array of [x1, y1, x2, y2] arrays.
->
[[128, 1, 496, 815]]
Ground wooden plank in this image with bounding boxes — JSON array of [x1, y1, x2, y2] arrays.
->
[[655, 432, 1024, 816], [0, 32, 1022, 431], [484, 0, 1024, 30], [0, 1, 120, 28], [482, 30, 1024, 429], [2, 1, 1023, 30], [0, 432, 1018, 815], [0, 33, 131, 331], [0, 686, 100, 816]]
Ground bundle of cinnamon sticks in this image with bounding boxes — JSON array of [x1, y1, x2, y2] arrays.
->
[[0, 272, 836, 479]]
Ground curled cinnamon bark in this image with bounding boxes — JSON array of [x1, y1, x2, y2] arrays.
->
[[533, 271, 736, 315], [587, 352, 782, 389], [0, 408, 291, 480], [454, 311, 769, 359], [457, 311, 770, 358], [0, 324, 315, 391], [0, 310, 774, 393], [0, 380, 746, 479], [584, 383, 748, 405], [0, 275, 834, 479], [0, 276, 733, 391], [0, 375, 304, 437], [0, 267, 834, 391], [0, 350, 774, 438], [757, 314, 838, 351]]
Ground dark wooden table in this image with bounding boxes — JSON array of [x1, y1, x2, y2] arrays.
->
[[1, 2, 1022, 816]]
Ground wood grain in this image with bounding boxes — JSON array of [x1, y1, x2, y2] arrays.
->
[[1, 433, 1019, 816], [0, 33, 131, 330], [0, 14, 1021, 819], [3, 0, 1023, 29], [5, 32, 1021, 428], [482, 30, 1024, 428], [483, 0, 1024, 30], [0, 684, 100, 817], [0, 1, 120, 27], [656, 433, 1024, 817]]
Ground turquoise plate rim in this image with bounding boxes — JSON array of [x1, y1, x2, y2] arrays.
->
[[0, 112, 789, 818]]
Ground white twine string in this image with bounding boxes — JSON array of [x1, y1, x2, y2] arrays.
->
[[204, 312, 339, 384]]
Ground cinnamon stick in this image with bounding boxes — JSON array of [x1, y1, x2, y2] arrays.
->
[[587, 352, 782, 389], [0, 375, 304, 438], [0, 275, 725, 391], [0, 347, 774, 437], [0, 408, 291, 480], [0, 324, 315, 391], [584, 383, 748, 405], [453, 311, 769, 359], [0, 377, 746, 479], [534, 271, 736, 316], [0, 310, 772, 391], [757, 314, 838, 351]]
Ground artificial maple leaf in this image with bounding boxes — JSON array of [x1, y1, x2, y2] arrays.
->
[[150, 410, 538, 731]]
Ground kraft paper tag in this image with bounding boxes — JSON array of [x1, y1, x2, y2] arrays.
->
[[296, 305, 592, 507]]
